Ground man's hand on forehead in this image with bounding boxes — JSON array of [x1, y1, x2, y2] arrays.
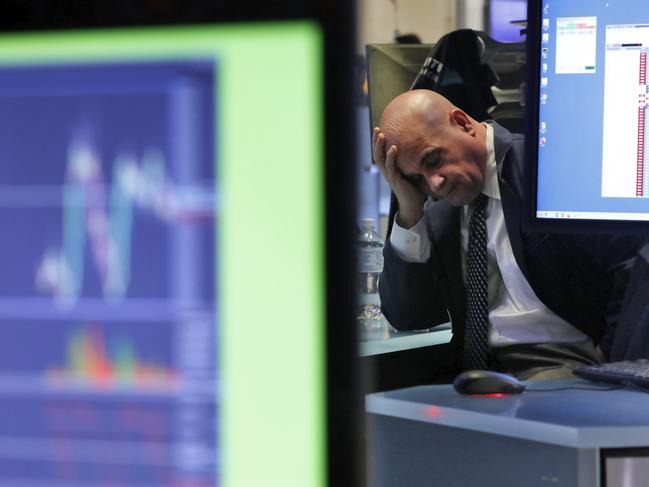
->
[[372, 126, 426, 229]]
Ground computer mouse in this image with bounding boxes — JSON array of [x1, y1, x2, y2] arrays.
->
[[452, 370, 526, 395]]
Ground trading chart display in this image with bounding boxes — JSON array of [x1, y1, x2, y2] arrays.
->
[[0, 60, 217, 486], [0, 24, 325, 487], [602, 24, 649, 198]]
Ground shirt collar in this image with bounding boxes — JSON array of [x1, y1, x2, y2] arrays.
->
[[482, 123, 500, 200]]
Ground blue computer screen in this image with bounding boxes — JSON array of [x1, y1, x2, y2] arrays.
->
[[0, 61, 218, 485], [535, 0, 649, 221], [490, 0, 527, 42]]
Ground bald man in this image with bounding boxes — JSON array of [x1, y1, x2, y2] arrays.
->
[[373, 90, 641, 380]]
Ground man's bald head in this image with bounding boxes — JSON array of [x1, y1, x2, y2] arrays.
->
[[375, 89, 488, 207], [379, 90, 457, 147]]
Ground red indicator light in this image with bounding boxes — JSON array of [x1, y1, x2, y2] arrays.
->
[[426, 406, 440, 417], [473, 393, 508, 398]]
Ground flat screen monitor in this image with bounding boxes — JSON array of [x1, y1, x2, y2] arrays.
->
[[490, 0, 527, 42], [0, 11, 359, 487], [365, 44, 434, 131], [526, 0, 649, 233]]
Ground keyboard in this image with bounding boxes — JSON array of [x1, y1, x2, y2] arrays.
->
[[574, 360, 649, 388]]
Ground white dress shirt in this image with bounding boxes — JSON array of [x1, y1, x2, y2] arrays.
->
[[390, 124, 588, 347]]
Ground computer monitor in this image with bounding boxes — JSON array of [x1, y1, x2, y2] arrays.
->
[[365, 44, 434, 131], [489, 0, 527, 43], [526, 0, 649, 233], [0, 4, 360, 487], [367, 36, 527, 135]]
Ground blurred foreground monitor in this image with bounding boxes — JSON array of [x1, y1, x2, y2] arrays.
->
[[0, 20, 356, 486]]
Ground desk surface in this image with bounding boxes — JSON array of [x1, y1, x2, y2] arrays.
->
[[359, 322, 452, 357], [366, 379, 649, 448]]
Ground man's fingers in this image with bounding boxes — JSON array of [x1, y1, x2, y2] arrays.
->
[[372, 131, 408, 197], [372, 128, 386, 167], [384, 144, 398, 180]]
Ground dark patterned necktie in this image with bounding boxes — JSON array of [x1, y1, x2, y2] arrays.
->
[[463, 193, 489, 370]]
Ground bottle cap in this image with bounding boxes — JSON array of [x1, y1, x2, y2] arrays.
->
[[361, 218, 375, 230]]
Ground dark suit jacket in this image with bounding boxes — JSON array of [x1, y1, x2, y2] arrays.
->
[[379, 122, 641, 368]]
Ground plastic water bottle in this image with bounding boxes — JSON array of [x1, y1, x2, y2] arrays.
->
[[358, 218, 384, 294], [357, 219, 386, 338]]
